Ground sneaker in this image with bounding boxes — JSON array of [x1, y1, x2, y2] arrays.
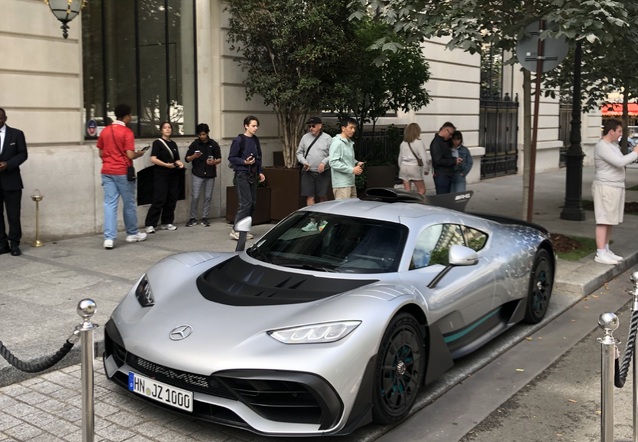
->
[[146, 226, 156, 234], [318, 220, 328, 231], [160, 224, 177, 231], [301, 222, 318, 232], [186, 218, 197, 227], [126, 232, 148, 243], [607, 249, 623, 261], [201, 218, 210, 227], [230, 230, 253, 240], [103, 239, 114, 249], [594, 251, 620, 265]]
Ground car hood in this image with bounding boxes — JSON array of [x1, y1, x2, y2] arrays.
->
[[113, 252, 409, 374]]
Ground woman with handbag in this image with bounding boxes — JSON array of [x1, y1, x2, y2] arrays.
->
[[398, 122, 430, 195], [145, 121, 184, 233]]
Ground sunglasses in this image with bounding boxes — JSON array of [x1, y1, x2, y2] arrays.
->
[[309, 124, 318, 128]]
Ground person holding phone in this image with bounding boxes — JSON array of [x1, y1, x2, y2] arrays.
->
[[184, 123, 221, 227], [228, 115, 265, 240], [96, 104, 148, 249]]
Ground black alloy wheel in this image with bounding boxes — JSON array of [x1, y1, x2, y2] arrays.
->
[[372, 313, 425, 425], [524, 248, 554, 324]]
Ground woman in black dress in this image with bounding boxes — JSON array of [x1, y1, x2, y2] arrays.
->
[[145, 121, 184, 233]]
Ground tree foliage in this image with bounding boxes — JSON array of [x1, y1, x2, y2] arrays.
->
[[226, 0, 356, 168], [227, 0, 431, 168], [329, 17, 430, 140]]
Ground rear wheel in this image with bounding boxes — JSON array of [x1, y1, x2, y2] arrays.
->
[[524, 249, 553, 324], [371, 313, 425, 425]]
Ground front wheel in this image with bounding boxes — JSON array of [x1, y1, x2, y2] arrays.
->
[[371, 313, 425, 425], [524, 248, 554, 324]]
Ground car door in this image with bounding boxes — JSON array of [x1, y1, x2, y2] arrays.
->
[[404, 222, 496, 336]]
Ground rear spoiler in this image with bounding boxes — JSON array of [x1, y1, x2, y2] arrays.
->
[[362, 188, 473, 212]]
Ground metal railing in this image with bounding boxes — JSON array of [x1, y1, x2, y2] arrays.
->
[[0, 299, 98, 442]]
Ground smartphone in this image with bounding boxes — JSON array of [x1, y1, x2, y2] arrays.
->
[[141, 145, 151, 152], [195, 150, 201, 154]]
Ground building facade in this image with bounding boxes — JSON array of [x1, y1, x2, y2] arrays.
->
[[1, 0, 599, 240]]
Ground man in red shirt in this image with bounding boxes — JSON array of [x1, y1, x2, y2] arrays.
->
[[97, 104, 148, 249]]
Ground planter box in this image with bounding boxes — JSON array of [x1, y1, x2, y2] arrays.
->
[[365, 165, 397, 188], [264, 167, 306, 221], [226, 186, 272, 225]]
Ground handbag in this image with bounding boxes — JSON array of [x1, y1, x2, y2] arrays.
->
[[407, 142, 424, 167], [110, 126, 136, 181]]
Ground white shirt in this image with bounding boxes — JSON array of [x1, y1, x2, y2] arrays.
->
[[0, 126, 5, 154]]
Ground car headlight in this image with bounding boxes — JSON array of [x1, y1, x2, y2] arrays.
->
[[268, 321, 361, 344], [134, 274, 155, 307]]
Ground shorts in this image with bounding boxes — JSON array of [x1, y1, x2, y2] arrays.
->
[[399, 164, 424, 181], [301, 170, 331, 197], [592, 181, 625, 225], [333, 186, 357, 199]]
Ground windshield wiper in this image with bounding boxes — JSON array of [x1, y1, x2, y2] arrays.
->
[[283, 263, 339, 273], [247, 246, 272, 263]]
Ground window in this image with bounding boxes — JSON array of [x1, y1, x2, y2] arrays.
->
[[410, 224, 488, 269], [82, 0, 196, 138]]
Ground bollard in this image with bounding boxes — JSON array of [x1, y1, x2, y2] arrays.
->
[[30, 189, 44, 247], [598, 312, 619, 442], [630, 271, 638, 442], [77, 299, 98, 442]]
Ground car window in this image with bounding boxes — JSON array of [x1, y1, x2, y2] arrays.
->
[[410, 224, 465, 270], [248, 212, 407, 273], [462, 225, 488, 251]]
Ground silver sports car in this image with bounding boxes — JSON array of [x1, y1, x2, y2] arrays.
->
[[103, 189, 554, 436]]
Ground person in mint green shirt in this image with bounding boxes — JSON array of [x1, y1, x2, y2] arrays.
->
[[329, 117, 364, 199]]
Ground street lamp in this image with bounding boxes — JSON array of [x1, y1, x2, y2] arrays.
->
[[44, 0, 86, 39]]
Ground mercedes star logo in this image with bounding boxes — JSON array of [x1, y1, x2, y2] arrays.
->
[[169, 325, 193, 341]]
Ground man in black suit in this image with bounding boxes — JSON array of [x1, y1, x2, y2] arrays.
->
[[0, 108, 28, 256]]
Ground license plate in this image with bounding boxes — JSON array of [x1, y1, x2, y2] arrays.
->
[[128, 372, 193, 412]]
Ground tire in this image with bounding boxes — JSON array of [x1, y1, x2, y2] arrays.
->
[[524, 249, 554, 324], [371, 313, 425, 425]]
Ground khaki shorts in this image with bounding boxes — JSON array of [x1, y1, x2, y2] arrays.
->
[[333, 186, 357, 200], [592, 181, 625, 225]]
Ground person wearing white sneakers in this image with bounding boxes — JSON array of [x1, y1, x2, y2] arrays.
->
[[228, 115, 265, 241], [592, 118, 638, 265], [144, 121, 184, 234], [96, 104, 148, 249]]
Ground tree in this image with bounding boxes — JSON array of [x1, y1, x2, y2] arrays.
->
[[330, 17, 431, 142], [226, 0, 357, 168]]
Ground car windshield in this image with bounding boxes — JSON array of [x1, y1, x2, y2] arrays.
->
[[247, 211, 407, 273]]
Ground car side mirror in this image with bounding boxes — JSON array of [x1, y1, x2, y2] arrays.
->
[[448, 244, 479, 266], [234, 216, 253, 252]]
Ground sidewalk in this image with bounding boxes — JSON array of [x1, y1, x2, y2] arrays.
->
[[0, 165, 637, 440]]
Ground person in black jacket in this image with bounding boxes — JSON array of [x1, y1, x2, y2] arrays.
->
[[430, 121, 462, 194], [0, 108, 28, 256], [184, 123, 221, 227], [228, 115, 265, 240]]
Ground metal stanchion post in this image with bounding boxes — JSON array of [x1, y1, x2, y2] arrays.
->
[[77, 299, 98, 442], [599, 312, 619, 442], [630, 272, 638, 442], [31, 189, 44, 247]]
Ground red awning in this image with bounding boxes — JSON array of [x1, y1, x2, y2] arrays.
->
[[601, 103, 638, 116]]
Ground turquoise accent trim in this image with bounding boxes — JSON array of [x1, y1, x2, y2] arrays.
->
[[443, 308, 501, 343]]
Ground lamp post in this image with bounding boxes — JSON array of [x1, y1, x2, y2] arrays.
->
[[44, 0, 86, 39], [560, 41, 586, 221]]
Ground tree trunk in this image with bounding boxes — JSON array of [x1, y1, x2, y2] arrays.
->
[[276, 108, 307, 168]]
